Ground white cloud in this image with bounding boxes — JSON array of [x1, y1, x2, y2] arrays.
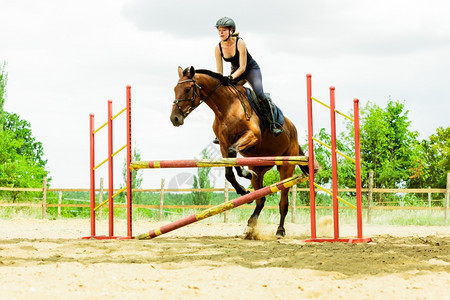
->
[[1, 0, 449, 188]]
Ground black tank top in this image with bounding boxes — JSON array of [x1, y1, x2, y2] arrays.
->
[[219, 37, 256, 74]]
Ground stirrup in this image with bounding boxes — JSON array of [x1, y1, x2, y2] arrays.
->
[[270, 125, 284, 137]]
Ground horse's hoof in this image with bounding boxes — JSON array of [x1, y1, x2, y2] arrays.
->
[[237, 188, 250, 196], [244, 226, 253, 235], [244, 226, 259, 240], [248, 170, 258, 180], [276, 229, 286, 239], [238, 189, 250, 196]]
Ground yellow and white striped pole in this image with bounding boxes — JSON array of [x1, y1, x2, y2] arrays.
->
[[135, 174, 308, 240]]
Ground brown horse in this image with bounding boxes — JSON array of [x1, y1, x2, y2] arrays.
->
[[170, 66, 316, 237]]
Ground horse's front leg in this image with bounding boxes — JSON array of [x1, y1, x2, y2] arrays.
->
[[235, 166, 257, 180], [231, 130, 259, 181], [224, 146, 249, 196], [225, 167, 248, 196], [221, 131, 259, 195]]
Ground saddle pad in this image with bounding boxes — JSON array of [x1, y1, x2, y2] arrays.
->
[[245, 88, 285, 133]]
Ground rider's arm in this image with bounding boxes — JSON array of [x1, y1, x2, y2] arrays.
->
[[230, 39, 247, 79], [215, 45, 224, 75]]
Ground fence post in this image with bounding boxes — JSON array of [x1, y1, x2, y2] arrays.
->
[[291, 185, 297, 223], [428, 186, 431, 208], [58, 191, 62, 218], [224, 180, 229, 223], [99, 177, 104, 218], [445, 173, 449, 224], [159, 178, 165, 222], [367, 170, 373, 224], [42, 177, 47, 219]]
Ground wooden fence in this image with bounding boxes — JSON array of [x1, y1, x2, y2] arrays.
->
[[1, 172, 449, 224]]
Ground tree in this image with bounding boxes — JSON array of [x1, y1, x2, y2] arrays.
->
[[254, 127, 358, 204], [309, 128, 357, 188], [192, 149, 214, 205], [0, 64, 49, 202], [426, 127, 450, 188], [0, 62, 7, 121], [357, 100, 420, 193], [121, 145, 143, 202], [412, 126, 450, 188], [2, 112, 47, 168], [262, 167, 279, 187], [0, 114, 49, 201]]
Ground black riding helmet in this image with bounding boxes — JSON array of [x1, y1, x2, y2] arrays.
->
[[215, 17, 236, 32]]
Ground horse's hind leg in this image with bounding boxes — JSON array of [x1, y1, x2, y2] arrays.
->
[[276, 188, 290, 237], [244, 195, 266, 239], [276, 165, 295, 238], [244, 167, 269, 237]]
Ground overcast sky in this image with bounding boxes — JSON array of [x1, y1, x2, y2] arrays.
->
[[1, 0, 449, 189]]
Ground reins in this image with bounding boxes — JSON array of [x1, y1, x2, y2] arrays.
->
[[227, 83, 253, 120], [173, 77, 222, 118]]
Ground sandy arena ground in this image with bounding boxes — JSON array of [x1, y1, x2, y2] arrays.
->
[[0, 218, 449, 299]]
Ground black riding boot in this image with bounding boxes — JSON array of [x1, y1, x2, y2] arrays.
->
[[260, 95, 284, 137]]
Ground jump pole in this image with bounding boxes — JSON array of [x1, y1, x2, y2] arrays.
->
[[305, 74, 371, 243], [136, 174, 308, 239], [130, 156, 309, 170], [84, 74, 370, 242], [84, 86, 132, 240]]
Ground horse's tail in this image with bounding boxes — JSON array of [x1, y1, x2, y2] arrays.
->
[[298, 145, 320, 176]]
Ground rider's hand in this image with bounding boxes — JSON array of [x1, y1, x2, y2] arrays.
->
[[221, 75, 234, 85]]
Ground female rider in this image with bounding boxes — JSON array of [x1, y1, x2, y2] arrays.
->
[[214, 17, 283, 137]]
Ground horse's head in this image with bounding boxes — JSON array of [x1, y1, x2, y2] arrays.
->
[[170, 66, 203, 127]]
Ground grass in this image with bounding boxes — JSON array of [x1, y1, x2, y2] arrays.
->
[[367, 209, 447, 226], [66, 207, 450, 226], [0, 207, 43, 220], [1, 192, 448, 226]]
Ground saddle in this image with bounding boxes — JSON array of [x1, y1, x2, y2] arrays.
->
[[245, 88, 285, 134]]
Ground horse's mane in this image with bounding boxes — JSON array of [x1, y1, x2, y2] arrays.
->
[[197, 69, 224, 80], [184, 68, 224, 81]]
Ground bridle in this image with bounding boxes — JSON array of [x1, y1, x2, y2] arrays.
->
[[173, 76, 222, 118], [173, 78, 202, 118]]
